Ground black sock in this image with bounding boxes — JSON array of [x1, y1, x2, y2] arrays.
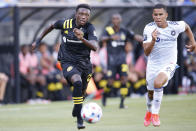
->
[[72, 81, 83, 117]]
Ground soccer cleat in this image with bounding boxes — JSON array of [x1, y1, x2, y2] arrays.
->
[[77, 116, 85, 129], [144, 111, 152, 127], [152, 114, 160, 127]]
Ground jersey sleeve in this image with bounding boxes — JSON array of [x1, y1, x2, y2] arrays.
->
[[143, 25, 152, 44], [176, 21, 186, 34], [53, 20, 64, 29], [87, 24, 98, 41]]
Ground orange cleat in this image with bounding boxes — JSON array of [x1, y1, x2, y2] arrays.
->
[[144, 111, 152, 127], [152, 114, 160, 127]]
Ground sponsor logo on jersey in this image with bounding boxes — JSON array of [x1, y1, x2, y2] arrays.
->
[[156, 37, 176, 42], [67, 66, 73, 72]]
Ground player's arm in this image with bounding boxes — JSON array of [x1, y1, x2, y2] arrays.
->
[[101, 35, 120, 42], [134, 34, 143, 43], [73, 28, 98, 51], [127, 30, 143, 43], [184, 23, 196, 53], [100, 29, 120, 43], [32, 24, 54, 50], [143, 29, 158, 56]]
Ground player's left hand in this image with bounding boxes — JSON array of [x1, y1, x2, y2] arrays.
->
[[186, 43, 196, 52], [73, 28, 84, 40]]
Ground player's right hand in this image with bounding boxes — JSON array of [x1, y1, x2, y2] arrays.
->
[[111, 34, 120, 40], [151, 29, 159, 42]]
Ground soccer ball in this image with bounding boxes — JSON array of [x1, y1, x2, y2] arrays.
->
[[81, 102, 102, 123]]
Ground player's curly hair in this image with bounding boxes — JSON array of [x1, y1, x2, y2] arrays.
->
[[76, 4, 91, 12]]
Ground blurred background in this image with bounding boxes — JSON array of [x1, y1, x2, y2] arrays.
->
[[0, 0, 196, 104]]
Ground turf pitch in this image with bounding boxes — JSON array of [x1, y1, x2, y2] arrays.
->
[[0, 94, 196, 131]]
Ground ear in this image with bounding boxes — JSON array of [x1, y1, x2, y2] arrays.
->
[[165, 12, 168, 19]]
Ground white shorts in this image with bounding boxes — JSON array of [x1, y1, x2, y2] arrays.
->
[[146, 63, 179, 90]]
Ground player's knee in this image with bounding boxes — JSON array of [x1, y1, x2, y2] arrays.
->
[[154, 80, 163, 89], [73, 81, 82, 88]]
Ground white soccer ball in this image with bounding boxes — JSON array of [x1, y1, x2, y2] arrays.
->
[[81, 102, 102, 123]]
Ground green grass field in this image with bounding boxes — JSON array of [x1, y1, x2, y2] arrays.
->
[[0, 94, 196, 131]]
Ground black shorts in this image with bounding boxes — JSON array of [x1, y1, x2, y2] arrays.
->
[[107, 54, 128, 79], [61, 60, 92, 87]]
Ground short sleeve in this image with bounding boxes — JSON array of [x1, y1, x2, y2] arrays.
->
[[101, 29, 109, 38], [87, 24, 98, 41], [177, 21, 186, 34], [53, 20, 64, 29], [143, 25, 152, 44]]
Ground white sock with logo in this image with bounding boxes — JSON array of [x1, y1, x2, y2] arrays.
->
[[152, 88, 163, 114]]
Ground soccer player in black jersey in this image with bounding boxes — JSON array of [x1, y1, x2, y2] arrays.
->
[[100, 13, 143, 108], [32, 4, 98, 129]]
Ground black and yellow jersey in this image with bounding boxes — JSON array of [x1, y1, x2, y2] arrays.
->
[[101, 26, 134, 56], [53, 18, 97, 62]]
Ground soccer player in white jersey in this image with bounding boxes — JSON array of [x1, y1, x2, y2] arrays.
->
[[143, 4, 196, 127]]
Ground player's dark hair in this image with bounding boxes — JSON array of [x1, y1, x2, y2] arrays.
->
[[153, 4, 167, 11], [76, 4, 91, 12]]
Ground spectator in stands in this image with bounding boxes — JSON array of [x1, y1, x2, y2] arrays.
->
[[37, 42, 55, 76], [19, 45, 37, 102]]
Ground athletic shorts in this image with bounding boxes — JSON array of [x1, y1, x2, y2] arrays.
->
[[146, 63, 179, 90], [107, 54, 128, 79], [61, 60, 92, 88]]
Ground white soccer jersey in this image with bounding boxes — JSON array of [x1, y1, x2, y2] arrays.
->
[[143, 21, 186, 89]]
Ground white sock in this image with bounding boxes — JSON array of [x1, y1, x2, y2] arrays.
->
[[152, 89, 163, 114], [145, 93, 152, 112]]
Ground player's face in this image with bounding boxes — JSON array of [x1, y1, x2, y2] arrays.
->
[[152, 8, 168, 28], [112, 14, 121, 27], [75, 8, 90, 26]]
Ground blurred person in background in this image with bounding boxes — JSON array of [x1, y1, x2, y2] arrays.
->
[[32, 4, 98, 129], [19, 45, 48, 103], [0, 72, 8, 105], [19, 45, 37, 102], [143, 4, 196, 127], [100, 13, 143, 108]]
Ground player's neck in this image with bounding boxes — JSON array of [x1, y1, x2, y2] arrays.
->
[[157, 21, 168, 28], [113, 25, 120, 32]]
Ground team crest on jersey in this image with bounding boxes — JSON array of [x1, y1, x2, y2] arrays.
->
[[120, 33, 126, 40], [171, 30, 176, 36], [67, 66, 73, 72], [156, 37, 160, 42]]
